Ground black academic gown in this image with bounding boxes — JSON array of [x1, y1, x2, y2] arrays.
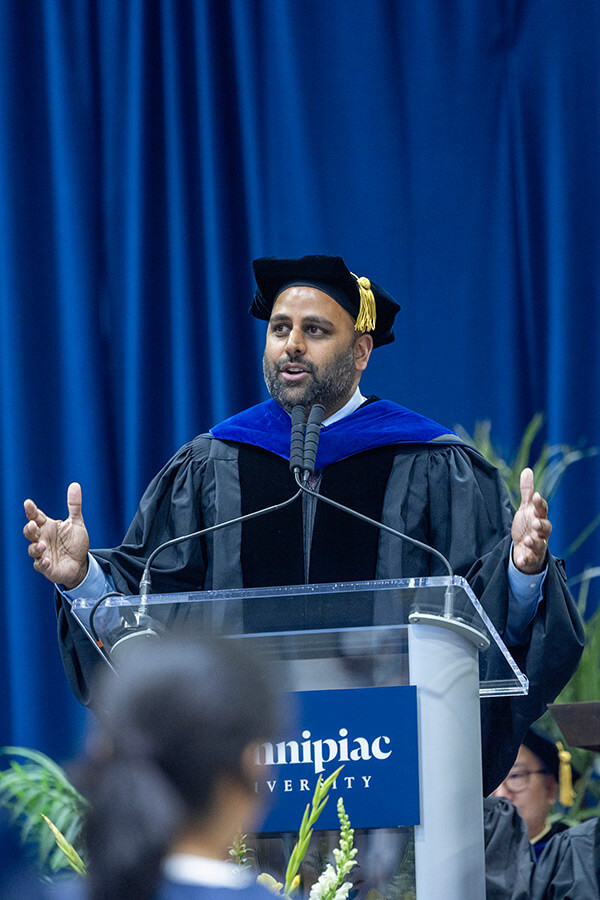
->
[[531, 818, 600, 900], [55, 398, 584, 794], [484, 798, 600, 900], [484, 797, 534, 900]]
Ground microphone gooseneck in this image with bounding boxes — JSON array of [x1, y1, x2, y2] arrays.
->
[[289, 404, 455, 586], [106, 400, 455, 661], [138, 488, 303, 596], [294, 469, 454, 580], [139, 410, 311, 597]]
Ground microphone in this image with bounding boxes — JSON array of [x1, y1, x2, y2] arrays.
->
[[302, 404, 325, 482], [289, 405, 306, 476], [91, 401, 457, 660], [289, 408, 457, 613]]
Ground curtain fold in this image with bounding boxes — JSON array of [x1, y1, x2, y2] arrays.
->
[[0, 0, 598, 766]]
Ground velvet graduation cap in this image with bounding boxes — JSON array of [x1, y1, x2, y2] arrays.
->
[[523, 728, 575, 807], [250, 254, 401, 347]]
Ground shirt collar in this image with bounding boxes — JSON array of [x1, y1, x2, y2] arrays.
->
[[162, 854, 253, 887], [530, 823, 552, 845], [322, 386, 366, 426]]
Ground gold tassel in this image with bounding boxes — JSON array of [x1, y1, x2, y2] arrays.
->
[[556, 741, 575, 807], [351, 272, 376, 333]]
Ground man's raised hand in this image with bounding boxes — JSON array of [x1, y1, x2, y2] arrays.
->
[[511, 468, 551, 574], [23, 482, 90, 589]]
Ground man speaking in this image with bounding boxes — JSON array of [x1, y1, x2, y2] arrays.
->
[[24, 254, 583, 793]]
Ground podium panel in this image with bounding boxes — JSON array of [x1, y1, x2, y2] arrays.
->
[[71, 576, 527, 899]]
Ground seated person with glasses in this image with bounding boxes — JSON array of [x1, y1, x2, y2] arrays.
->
[[491, 728, 574, 860]]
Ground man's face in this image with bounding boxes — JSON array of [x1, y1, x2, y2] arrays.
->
[[262, 286, 373, 418], [491, 745, 558, 840]]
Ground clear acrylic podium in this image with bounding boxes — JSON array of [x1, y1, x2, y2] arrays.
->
[[71, 576, 527, 900]]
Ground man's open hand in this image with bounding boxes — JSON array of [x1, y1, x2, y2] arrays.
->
[[23, 482, 90, 589], [511, 468, 551, 574]]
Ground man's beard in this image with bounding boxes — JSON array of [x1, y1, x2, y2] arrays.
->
[[262, 344, 357, 415]]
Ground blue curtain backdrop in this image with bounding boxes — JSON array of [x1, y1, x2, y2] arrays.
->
[[1, 0, 599, 763]]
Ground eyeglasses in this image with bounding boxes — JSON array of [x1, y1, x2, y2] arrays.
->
[[503, 769, 547, 792]]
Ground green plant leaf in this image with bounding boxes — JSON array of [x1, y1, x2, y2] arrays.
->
[[512, 413, 544, 480], [0, 747, 88, 877], [565, 514, 600, 557], [456, 414, 598, 536], [42, 815, 86, 877], [282, 765, 344, 895]]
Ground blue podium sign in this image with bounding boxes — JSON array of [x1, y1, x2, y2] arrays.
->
[[257, 685, 420, 832]]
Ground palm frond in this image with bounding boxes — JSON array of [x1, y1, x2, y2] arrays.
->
[[456, 413, 597, 526], [0, 747, 88, 877]]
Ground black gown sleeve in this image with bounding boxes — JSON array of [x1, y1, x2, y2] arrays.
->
[[483, 799, 600, 900], [530, 817, 600, 900], [484, 796, 534, 900], [93, 436, 211, 594], [421, 445, 585, 793], [55, 437, 211, 704], [469, 534, 584, 793]]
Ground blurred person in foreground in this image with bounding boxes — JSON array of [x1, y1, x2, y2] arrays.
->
[[45, 636, 284, 900]]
